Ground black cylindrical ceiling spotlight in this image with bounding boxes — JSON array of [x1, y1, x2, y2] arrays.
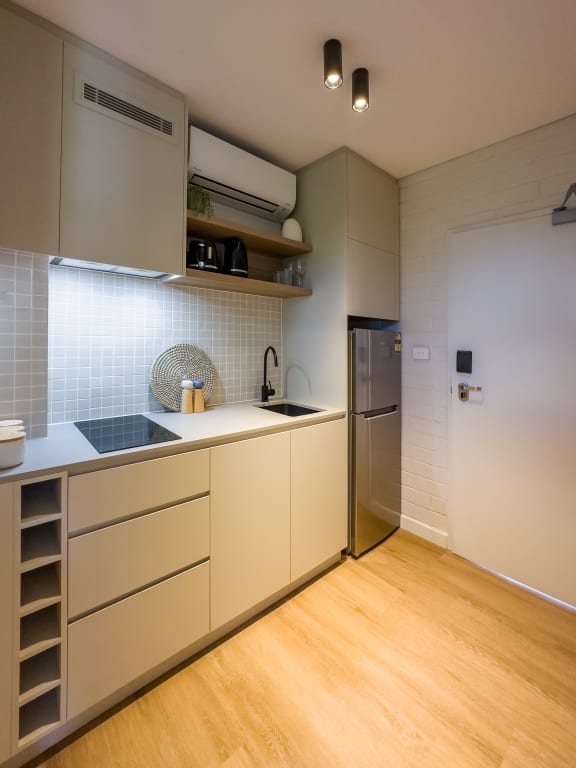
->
[[323, 39, 343, 89], [352, 67, 369, 112]]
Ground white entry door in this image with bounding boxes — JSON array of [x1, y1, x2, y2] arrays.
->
[[448, 213, 576, 607]]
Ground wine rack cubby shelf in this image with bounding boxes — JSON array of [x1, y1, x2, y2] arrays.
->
[[15, 474, 67, 751], [20, 564, 61, 617]]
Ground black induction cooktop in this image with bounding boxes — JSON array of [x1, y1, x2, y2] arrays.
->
[[75, 414, 181, 454]]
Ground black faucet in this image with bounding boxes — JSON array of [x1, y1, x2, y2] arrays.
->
[[261, 345, 278, 402]]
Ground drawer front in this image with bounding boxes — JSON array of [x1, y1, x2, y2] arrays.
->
[[68, 562, 209, 719], [68, 449, 209, 534], [68, 496, 209, 619]]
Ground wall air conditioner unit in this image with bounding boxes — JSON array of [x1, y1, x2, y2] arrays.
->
[[188, 126, 296, 222]]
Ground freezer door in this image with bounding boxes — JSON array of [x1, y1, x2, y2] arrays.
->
[[350, 329, 400, 413], [350, 408, 401, 557]]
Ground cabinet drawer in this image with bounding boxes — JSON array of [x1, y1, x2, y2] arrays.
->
[[68, 450, 209, 534], [68, 562, 209, 719], [68, 497, 209, 619]]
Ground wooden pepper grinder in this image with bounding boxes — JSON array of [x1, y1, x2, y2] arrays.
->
[[193, 379, 205, 412], [181, 379, 194, 414]]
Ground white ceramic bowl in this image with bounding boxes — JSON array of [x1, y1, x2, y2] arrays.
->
[[0, 419, 24, 428], [0, 433, 25, 469]]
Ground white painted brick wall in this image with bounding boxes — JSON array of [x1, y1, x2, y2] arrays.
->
[[399, 113, 576, 547]]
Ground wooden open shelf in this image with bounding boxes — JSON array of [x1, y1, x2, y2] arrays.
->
[[186, 211, 312, 257], [167, 269, 312, 298], [176, 212, 313, 298]]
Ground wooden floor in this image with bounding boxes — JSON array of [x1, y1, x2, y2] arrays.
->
[[34, 531, 576, 768]]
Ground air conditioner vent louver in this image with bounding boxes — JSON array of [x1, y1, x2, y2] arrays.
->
[[190, 174, 278, 215], [82, 82, 173, 136]]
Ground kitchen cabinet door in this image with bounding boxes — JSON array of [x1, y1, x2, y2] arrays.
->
[[0, 482, 15, 762], [210, 432, 291, 630], [346, 238, 400, 321], [60, 42, 186, 275], [68, 563, 209, 719], [291, 419, 347, 582], [0, 7, 62, 255], [68, 497, 209, 619], [346, 152, 399, 254], [68, 449, 209, 534]]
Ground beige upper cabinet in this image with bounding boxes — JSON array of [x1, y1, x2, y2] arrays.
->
[[285, 149, 399, 406], [60, 42, 186, 275], [346, 238, 400, 321], [345, 152, 400, 320], [0, 6, 62, 255], [347, 152, 399, 254]]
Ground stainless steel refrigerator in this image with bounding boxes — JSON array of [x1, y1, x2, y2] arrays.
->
[[349, 328, 401, 557]]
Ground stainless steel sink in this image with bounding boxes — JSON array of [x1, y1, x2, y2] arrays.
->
[[256, 402, 323, 417]]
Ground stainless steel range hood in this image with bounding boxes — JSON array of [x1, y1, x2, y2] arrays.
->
[[49, 256, 176, 280]]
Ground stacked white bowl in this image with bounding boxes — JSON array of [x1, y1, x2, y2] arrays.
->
[[0, 419, 26, 469]]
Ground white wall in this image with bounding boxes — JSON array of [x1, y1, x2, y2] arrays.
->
[[399, 113, 576, 547]]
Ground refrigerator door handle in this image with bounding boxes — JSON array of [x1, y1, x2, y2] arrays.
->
[[363, 406, 398, 419]]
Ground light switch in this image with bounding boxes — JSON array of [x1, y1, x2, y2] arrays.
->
[[412, 346, 430, 361]]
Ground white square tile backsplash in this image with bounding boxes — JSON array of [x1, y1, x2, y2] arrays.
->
[[48, 266, 282, 424], [0, 249, 48, 437]]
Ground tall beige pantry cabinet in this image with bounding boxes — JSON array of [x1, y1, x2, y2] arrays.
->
[[283, 149, 400, 409], [0, 6, 62, 255]]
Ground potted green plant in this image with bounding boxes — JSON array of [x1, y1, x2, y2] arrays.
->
[[187, 183, 213, 218]]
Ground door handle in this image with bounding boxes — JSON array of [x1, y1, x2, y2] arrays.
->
[[363, 406, 398, 419], [458, 383, 482, 402]]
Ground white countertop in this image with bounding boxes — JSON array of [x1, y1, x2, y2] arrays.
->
[[0, 400, 346, 482]]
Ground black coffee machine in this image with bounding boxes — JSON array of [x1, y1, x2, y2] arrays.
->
[[187, 239, 219, 271]]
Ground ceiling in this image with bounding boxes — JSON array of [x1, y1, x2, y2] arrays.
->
[[13, 0, 576, 178]]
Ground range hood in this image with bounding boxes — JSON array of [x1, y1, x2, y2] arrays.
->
[[49, 256, 175, 280]]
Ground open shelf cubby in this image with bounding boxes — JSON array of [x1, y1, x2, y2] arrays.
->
[[20, 563, 61, 616], [172, 211, 313, 298], [14, 473, 66, 752], [19, 604, 61, 660], [20, 479, 61, 528], [20, 520, 61, 572], [18, 688, 61, 745], [19, 646, 61, 706]]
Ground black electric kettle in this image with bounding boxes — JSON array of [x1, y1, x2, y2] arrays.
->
[[222, 238, 248, 277], [187, 239, 219, 272]]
